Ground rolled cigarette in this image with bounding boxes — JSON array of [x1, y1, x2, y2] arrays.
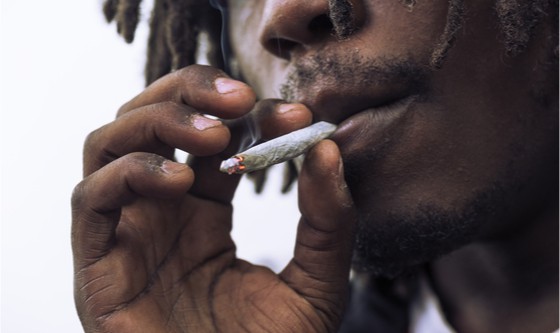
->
[[219, 121, 337, 175]]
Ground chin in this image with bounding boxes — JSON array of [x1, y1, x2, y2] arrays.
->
[[348, 182, 506, 279]]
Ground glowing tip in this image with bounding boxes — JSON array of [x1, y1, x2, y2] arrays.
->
[[219, 156, 244, 175]]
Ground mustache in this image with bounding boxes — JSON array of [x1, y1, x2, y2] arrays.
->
[[279, 52, 431, 102]]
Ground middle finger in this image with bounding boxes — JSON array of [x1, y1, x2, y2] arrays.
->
[[83, 102, 230, 176]]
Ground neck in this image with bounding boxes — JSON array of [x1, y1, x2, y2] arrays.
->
[[430, 201, 559, 333]]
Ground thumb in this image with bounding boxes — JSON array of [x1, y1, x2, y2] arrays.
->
[[280, 139, 357, 326]]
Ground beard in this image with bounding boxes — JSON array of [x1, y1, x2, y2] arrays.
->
[[349, 185, 504, 278], [340, 131, 507, 278], [279, 51, 430, 104], [279, 52, 512, 279]]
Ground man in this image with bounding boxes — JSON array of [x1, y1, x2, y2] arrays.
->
[[71, 0, 558, 332]]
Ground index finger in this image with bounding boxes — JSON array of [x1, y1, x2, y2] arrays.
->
[[187, 100, 313, 204], [117, 65, 257, 119]]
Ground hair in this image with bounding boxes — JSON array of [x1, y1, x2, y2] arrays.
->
[[103, 0, 223, 85], [103, 0, 558, 85]]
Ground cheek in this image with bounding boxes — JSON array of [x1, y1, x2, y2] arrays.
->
[[358, 0, 450, 60]]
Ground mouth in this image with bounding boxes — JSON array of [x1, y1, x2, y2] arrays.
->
[[329, 95, 418, 150]]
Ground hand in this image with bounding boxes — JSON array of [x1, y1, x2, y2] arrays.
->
[[72, 65, 357, 333]]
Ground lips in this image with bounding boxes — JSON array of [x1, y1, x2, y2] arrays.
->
[[279, 52, 428, 156], [290, 84, 412, 125], [330, 95, 418, 150], [287, 81, 419, 155]]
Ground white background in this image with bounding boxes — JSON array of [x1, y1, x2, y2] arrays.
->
[[0, 1, 299, 331]]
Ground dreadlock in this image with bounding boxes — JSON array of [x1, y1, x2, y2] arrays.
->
[[103, 0, 557, 85], [103, 0, 222, 86], [432, 0, 559, 67], [103, 0, 142, 43], [495, 0, 556, 57], [102, 0, 556, 193]]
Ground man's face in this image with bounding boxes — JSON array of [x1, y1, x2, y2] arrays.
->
[[226, 0, 557, 276]]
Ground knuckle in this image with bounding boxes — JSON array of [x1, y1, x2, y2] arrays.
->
[[177, 64, 224, 78], [117, 95, 141, 118], [71, 181, 88, 210], [116, 102, 129, 117], [124, 152, 166, 173], [83, 127, 104, 152], [153, 100, 188, 115], [82, 126, 118, 176], [174, 64, 228, 92]]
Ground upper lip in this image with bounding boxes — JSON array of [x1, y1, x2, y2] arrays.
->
[[295, 87, 413, 125], [278, 49, 426, 124], [281, 74, 416, 124]]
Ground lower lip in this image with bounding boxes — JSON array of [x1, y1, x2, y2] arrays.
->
[[330, 95, 417, 150]]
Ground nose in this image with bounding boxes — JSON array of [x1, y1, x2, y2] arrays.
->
[[259, 0, 363, 60]]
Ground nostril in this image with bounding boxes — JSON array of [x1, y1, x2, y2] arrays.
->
[[259, 1, 352, 60], [265, 14, 334, 60], [308, 14, 334, 36]]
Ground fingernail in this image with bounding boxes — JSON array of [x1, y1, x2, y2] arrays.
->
[[193, 115, 222, 131], [215, 77, 244, 94], [278, 103, 298, 114], [161, 160, 186, 174]]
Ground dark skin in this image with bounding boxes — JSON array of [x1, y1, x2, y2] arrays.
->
[[72, 65, 357, 332], [227, 0, 558, 331], [73, 0, 558, 332]]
